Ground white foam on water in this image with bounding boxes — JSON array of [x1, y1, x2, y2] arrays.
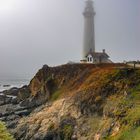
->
[[0, 93, 17, 99], [0, 80, 29, 92]]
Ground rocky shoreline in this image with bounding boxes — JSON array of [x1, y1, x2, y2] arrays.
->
[[0, 86, 33, 131], [0, 64, 140, 140]]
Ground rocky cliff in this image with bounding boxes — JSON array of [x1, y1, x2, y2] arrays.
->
[[1, 63, 140, 140]]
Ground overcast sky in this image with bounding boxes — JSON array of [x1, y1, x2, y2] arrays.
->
[[0, 0, 139, 79]]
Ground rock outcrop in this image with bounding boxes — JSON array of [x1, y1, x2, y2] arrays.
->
[[1, 63, 140, 140]]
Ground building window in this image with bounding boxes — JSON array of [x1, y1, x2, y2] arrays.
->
[[90, 57, 92, 62], [87, 56, 93, 62]]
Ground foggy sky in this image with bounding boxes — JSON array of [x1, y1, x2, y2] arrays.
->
[[0, 0, 139, 79]]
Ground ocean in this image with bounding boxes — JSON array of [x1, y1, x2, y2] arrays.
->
[[0, 79, 29, 92]]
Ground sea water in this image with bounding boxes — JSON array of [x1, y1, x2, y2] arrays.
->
[[0, 79, 29, 92]]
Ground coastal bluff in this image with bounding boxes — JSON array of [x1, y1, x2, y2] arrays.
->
[[0, 63, 140, 140]]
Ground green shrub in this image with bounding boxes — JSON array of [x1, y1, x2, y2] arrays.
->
[[0, 121, 14, 140], [60, 124, 73, 140], [51, 90, 61, 101]]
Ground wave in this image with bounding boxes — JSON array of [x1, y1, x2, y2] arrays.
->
[[0, 80, 29, 92]]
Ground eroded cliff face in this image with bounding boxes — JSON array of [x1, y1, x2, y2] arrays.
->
[[3, 64, 140, 140]]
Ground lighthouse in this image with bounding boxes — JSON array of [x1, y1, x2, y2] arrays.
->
[[81, 0, 111, 64], [83, 0, 96, 59]]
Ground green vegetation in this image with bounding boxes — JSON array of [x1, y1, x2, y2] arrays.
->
[[105, 82, 140, 140], [116, 127, 140, 140], [51, 90, 61, 101], [106, 127, 140, 140], [0, 121, 14, 140], [60, 124, 73, 140]]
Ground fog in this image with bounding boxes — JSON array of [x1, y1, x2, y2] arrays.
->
[[0, 0, 139, 79]]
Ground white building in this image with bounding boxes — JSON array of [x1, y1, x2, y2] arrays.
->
[[86, 49, 112, 64]]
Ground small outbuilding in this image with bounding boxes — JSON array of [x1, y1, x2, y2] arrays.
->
[[85, 49, 112, 64]]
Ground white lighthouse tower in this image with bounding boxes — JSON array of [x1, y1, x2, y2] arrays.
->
[[83, 0, 96, 59], [81, 0, 111, 64]]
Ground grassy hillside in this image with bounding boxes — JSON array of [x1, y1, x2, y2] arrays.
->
[[95, 68, 140, 140], [106, 83, 140, 140], [0, 122, 14, 140]]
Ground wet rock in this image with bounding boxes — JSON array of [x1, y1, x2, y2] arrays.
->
[[15, 109, 32, 116], [43, 131, 59, 140], [13, 124, 29, 140], [3, 87, 19, 96], [11, 97, 19, 105], [3, 85, 11, 87], [7, 119, 19, 129], [17, 85, 31, 102]]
